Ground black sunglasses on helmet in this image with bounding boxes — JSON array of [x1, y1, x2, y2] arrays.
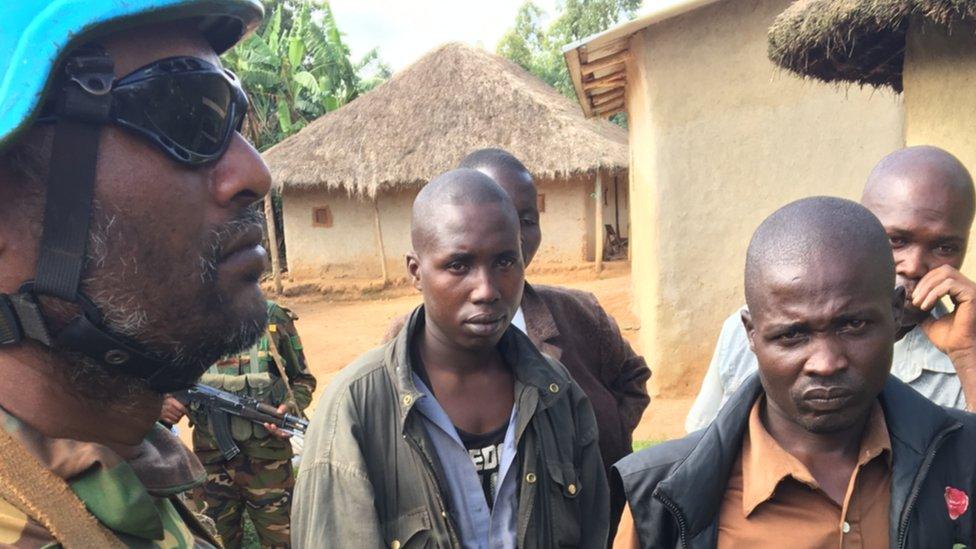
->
[[39, 56, 249, 166]]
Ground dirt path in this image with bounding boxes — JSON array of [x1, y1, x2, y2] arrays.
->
[[276, 263, 692, 443]]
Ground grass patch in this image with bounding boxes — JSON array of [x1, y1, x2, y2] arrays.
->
[[632, 440, 664, 452]]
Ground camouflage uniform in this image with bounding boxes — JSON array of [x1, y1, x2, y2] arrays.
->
[[0, 405, 218, 548], [188, 301, 315, 549]]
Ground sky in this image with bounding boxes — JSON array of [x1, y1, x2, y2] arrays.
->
[[330, 0, 578, 72]]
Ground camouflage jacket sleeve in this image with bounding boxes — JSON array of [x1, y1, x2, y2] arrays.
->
[[268, 302, 316, 412], [0, 496, 58, 548]]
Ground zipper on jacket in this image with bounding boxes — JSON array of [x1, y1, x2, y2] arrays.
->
[[403, 433, 461, 546], [653, 490, 690, 549], [896, 422, 962, 549]]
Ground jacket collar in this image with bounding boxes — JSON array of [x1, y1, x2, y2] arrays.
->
[[387, 305, 571, 433], [653, 373, 759, 538], [520, 283, 562, 361], [656, 373, 961, 540]]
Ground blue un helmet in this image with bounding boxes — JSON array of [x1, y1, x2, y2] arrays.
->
[[1, 1, 263, 149], [0, 1, 263, 392]]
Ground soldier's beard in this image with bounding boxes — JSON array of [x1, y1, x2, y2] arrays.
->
[[51, 204, 267, 407]]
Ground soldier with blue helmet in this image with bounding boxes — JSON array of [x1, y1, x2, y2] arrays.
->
[[0, 1, 272, 546]]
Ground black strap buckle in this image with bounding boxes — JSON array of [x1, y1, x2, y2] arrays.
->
[[7, 283, 187, 392], [0, 296, 22, 346], [58, 46, 114, 122], [65, 53, 114, 96]]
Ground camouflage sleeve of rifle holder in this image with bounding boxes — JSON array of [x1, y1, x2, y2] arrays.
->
[[268, 303, 316, 412]]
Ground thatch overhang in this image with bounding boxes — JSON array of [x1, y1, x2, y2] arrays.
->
[[768, 0, 976, 91], [264, 42, 628, 197]]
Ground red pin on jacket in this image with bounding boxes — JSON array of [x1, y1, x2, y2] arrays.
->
[[946, 486, 969, 520]]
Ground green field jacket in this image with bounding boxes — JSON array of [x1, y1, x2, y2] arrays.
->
[[292, 307, 609, 548]]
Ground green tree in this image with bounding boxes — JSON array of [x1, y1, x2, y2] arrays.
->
[[497, 0, 641, 99], [220, 0, 389, 289], [550, 0, 642, 43], [497, 2, 547, 71], [222, 0, 387, 151], [224, 3, 347, 150], [355, 48, 393, 94]]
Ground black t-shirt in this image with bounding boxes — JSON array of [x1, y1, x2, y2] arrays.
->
[[456, 423, 507, 509]]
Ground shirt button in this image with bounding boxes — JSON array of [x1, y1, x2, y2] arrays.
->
[[391, 541, 401, 549], [567, 483, 577, 495], [526, 472, 537, 484], [402, 395, 413, 406], [548, 383, 560, 393], [842, 521, 851, 534], [441, 510, 448, 518]]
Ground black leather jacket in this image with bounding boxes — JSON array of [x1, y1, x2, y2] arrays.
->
[[614, 374, 976, 548]]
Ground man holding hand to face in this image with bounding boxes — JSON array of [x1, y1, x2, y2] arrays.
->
[[687, 146, 976, 432]]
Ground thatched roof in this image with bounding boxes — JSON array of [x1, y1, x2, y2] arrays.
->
[[264, 42, 628, 196], [768, 0, 976, 91]]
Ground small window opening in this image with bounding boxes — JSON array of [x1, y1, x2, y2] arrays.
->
[[312, 206, 333, 228]]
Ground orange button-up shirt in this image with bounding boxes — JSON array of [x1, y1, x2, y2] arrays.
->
[[614, 398, 891, 548]]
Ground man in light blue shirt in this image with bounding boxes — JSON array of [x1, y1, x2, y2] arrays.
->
[[688, 146, 976, 431]]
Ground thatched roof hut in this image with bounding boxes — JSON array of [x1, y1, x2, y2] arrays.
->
[[271, 42, 631, 281], [768, 0, 976, 91], [264, 42, 628, 197]]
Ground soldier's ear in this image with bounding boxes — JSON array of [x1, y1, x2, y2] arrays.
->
[[406, 252, 422, 291]]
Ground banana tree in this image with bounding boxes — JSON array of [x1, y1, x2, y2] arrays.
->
[[224, 2, 361, 151], [222, 1, 375, 292]]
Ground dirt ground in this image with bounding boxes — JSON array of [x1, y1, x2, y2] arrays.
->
[[273, 262, 692, 443]]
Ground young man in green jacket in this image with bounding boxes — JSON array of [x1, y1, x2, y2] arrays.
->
[[293, 169, 608, 548]]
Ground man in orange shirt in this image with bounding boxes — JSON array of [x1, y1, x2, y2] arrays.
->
[[614, 197, 976, 548]]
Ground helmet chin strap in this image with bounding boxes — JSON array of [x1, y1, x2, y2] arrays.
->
[[0, 45, 189, 393]]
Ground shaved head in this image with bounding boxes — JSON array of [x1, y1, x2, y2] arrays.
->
[[458, 149, 541, 266], [860, 146, 975, 326], [459, 148, 530, 177], [745, 197, 894, 312], [407, 168, 524, 351], [863, 146, 975, 222], [411, 168, 518, 254], [743, 197, 901, 435]]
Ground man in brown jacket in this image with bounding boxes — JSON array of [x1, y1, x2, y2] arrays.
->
[[386, 149, 651, 533], [294, 169, 608, 548]]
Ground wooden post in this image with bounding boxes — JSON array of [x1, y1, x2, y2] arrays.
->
[[372, 196, 389, 285], [595, 171, 604, 273], [264, 193, 283, 294], [613, 174, 620, 234]]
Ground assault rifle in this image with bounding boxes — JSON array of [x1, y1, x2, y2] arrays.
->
[[173, 383, 309, 461]]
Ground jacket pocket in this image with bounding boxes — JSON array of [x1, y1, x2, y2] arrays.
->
[[383, 507, 433, 548], [546, 461, 582, 547]]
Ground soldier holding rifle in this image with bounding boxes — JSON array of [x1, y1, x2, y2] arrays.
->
[[162, 300, 316, 548]]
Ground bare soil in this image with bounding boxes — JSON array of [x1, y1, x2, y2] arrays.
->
[[272, 262, 691, 443]]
